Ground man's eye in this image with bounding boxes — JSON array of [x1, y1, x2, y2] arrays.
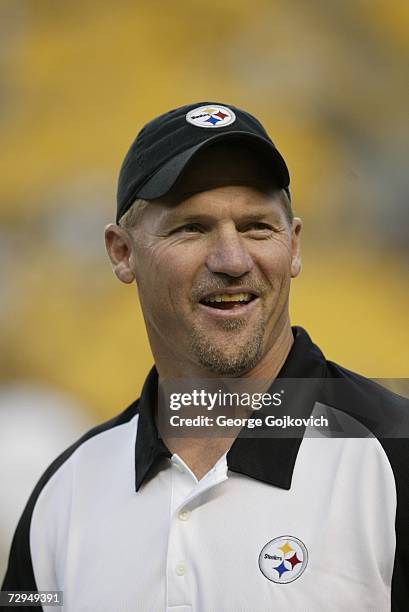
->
[[176, 223, 203, 233], [244, 223, 273, 231]]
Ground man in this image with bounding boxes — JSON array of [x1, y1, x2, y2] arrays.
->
[[2, 102, 408, 611]]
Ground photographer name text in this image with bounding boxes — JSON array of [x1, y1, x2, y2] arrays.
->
[[169, 415, 329, 429]]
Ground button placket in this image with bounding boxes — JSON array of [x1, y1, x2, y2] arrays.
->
[[166, 456, 196, 608], [166, 452, 229, 609]]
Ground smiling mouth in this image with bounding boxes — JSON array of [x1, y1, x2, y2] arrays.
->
[[200, 292, 257, 310]]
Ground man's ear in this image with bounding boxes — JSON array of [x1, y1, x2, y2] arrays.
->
[[290, 217, 302, 278], [104, 224, 136, 284]]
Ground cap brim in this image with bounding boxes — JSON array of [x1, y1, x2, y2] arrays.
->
[[136, 132, 290, 200]]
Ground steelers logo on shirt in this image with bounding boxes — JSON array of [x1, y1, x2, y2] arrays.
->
[[258, 536, 308, 584], [186, 105, 236, 128]]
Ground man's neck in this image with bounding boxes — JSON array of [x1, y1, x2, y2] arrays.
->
[[156, 323, 295, 481], [242, 323, 294, 381]]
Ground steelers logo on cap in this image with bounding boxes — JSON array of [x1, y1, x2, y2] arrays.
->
[[186, 105, 236, 128], [258, 536, 308, 584]]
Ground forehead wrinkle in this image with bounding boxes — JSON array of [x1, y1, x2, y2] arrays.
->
[[141, 184, 286, 237]]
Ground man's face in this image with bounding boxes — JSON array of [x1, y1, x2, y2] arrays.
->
[[122, 145, 301, 376]]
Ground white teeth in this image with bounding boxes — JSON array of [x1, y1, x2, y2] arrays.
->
[[204, 292, 253, 303]]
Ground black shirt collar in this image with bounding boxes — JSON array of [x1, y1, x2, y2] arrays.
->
[[134, 367, 171, 492], [134, 326, 327, 492]]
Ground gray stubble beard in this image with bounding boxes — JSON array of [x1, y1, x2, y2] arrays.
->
[[189, 316, 266, 376]]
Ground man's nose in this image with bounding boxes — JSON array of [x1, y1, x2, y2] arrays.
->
[[206, 226, 253, 277]]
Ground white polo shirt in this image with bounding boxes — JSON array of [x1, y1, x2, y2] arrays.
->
[[2, 327, 409, 611]]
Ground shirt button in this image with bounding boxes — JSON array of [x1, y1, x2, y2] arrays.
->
[[175, 563, 186, 576], [178, 509, 190, 521]]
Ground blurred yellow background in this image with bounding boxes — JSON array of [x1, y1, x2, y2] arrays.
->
[[0, 0, 408, 577], [1, 0, 408, 421]]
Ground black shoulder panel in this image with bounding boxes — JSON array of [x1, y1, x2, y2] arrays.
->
[[323, 361, 409, 610], [323, 361, 409, 437], [378, 438, 409, 611]]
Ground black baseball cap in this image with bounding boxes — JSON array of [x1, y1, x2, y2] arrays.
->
[[116, 102, 290, 223]]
